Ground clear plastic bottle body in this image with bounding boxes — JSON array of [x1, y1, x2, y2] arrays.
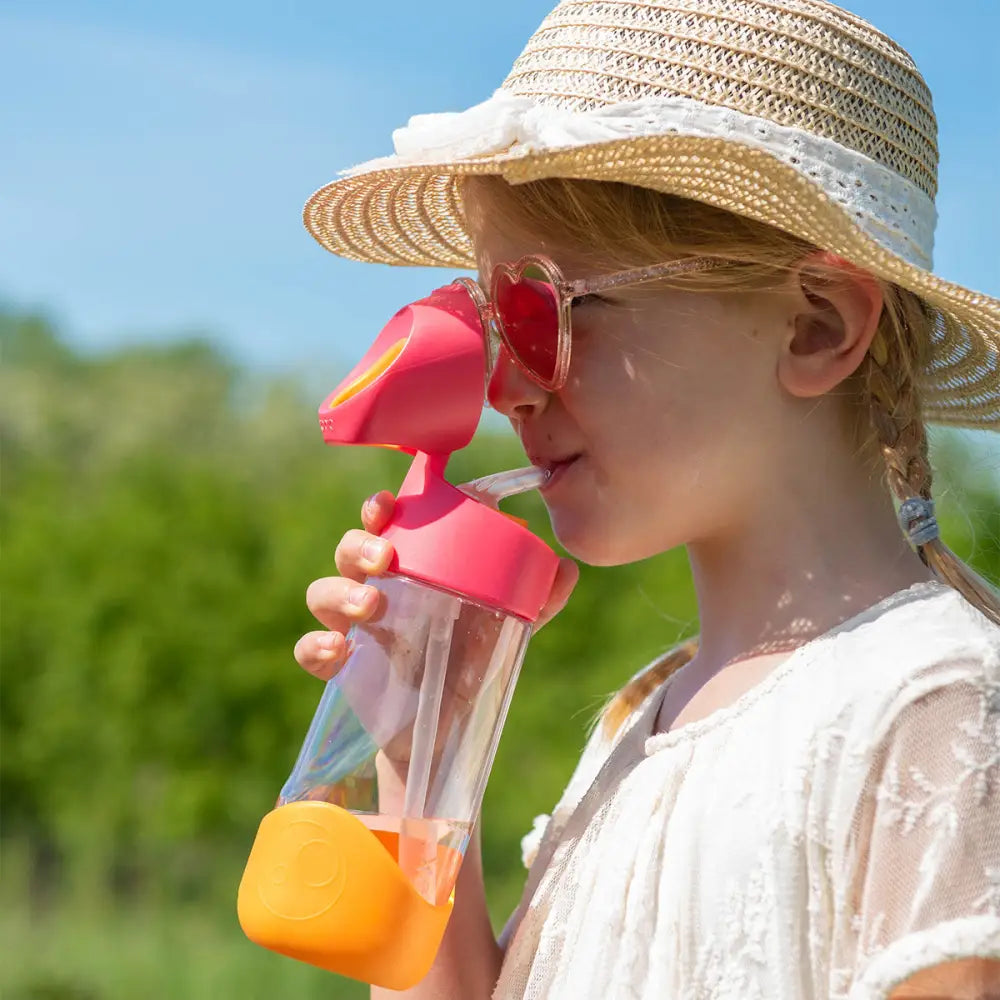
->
[[278, 573, 531, 905]]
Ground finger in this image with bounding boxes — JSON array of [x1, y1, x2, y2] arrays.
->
[[334, 528, 395, 581], [537, 558, 579, 630], [294, 630, 348, 682], [361, 491, 396, 534], [305, 575, 381, 632]]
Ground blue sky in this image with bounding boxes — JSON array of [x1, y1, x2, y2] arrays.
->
[[2, 0, 998, 396]]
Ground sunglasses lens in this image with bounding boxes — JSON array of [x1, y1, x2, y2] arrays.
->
[[493, 266, 561, 386]]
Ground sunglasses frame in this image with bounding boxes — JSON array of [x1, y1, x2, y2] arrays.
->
[[453, 253, 729, 393]]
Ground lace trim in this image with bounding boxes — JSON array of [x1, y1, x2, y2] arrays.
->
[[343, 88, 936, 269], [845, 915, 1000, 1000]]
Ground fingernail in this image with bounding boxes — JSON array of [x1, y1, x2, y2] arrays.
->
[[349, 586, 373, 607], [362, 539, 387, 564], [317, 633, 337, 651]]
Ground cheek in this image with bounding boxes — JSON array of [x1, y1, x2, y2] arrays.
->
[[577, 328, 705, 436], [568, 311, 679, 401], [570, 363, 753, 516], [565, 304, 767, 456]]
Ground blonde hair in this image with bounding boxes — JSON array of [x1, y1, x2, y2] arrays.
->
[[461, 175, 1000, 739]]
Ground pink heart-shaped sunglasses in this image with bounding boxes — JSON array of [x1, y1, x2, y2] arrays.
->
[[452, 253, 728, 391]]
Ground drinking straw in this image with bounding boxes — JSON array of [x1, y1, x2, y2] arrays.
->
[[456, 465, 550, 508], [400, 595, 461, 901]]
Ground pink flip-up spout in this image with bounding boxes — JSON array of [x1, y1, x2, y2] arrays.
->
[[317, 283, 559, 623], [318, 284, 487, 456]]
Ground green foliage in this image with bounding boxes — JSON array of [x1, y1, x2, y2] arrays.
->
[[2, 309, 997, 998]]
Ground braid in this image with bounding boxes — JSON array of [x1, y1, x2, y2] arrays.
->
[[864, 299, 934, 540], [864, 292, 1000, 625], [599, 637, 699, 740]]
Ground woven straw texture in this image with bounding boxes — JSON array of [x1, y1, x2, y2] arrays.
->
[[304, 0, 1000, 430]]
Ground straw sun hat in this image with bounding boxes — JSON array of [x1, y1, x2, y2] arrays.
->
[[304, 0, 1000, 429]]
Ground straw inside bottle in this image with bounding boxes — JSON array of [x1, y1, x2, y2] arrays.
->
[[399, 595, 461, 902]]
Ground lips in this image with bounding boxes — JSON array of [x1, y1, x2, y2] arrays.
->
[[528, 452, 582, 492], [528, 452, 581, 474]]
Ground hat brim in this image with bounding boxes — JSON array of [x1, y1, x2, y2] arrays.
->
[[304, 134, 1000, 430]]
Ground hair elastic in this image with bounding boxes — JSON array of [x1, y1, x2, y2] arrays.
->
[[898, 496, 939, 546]]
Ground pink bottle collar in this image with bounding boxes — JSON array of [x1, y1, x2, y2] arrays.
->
[[381, 453, 558, 623]]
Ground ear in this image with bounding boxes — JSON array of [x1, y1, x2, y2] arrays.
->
[[777, 251, 884, 399]]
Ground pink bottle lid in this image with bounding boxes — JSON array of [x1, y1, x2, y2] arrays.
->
[[317, 285, 559, 622]]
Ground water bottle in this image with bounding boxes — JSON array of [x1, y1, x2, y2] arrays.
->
[[238, 284, 559, 989]]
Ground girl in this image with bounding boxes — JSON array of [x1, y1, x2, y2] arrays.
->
[[293, 1, 1000, 997]]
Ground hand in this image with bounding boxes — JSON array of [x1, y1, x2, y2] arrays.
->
[[294, 491, 579, 683]]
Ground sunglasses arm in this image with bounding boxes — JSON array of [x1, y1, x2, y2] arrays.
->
[[564, 257, 727, 298]]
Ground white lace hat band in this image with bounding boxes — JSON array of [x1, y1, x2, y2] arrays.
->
[[378, 89, 937, 271]]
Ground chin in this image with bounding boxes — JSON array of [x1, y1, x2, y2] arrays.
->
[[550, 511, 662, 567]]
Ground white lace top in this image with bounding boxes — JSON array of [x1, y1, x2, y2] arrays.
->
[[495, 580, 1000, 1000]]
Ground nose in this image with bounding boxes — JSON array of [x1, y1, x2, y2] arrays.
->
[[486, 344, 550, 422]]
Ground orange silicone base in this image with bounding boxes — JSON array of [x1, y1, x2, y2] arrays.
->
[[238, 801, 455, 990]]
